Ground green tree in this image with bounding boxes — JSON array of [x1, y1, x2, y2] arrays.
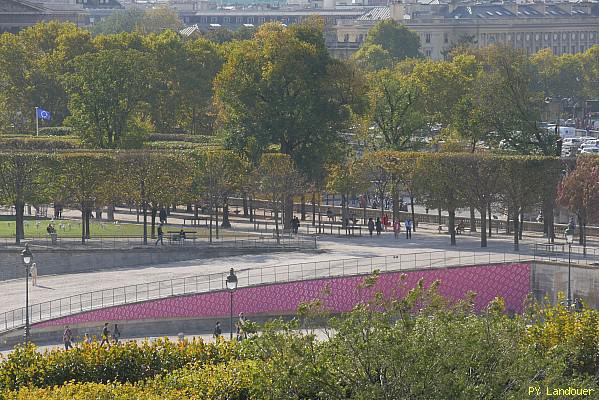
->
[[0, 152, 56, 243], [326, 159, 369, 228], [65, 49, 151, 148], [57, 152, 114, 243], [558, 156, 599, 253], [364, 68, 426, 151], [361, 20, 420, 61], [351, 44, 393, 71], [257, 153, 305, 241]]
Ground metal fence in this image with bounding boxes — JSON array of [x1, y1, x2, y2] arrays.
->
[[0, 233, 317, 250], [0, 249, 531, 333], [1, 242, 597, 334]]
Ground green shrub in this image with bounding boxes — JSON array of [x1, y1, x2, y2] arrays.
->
[[146, 134, 217, 144], [37, 127, 73, 136], [0, 136, 81, 150], [0, 338, 238, 392], [142, 141, 215, 150]]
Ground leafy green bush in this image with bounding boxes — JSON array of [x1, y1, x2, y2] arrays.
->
[[4, 279, 599, 399], [0, 338, 238, 391], [142, 141, 215, 150], [0, 136, 81, 150], [146, 134, 217, 144], [37, 127, 73, 136]]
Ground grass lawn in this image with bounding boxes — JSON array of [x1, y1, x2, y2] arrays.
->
[[0, 218, 249, 239]]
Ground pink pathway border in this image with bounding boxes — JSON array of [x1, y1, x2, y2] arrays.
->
[[34, 263, 530, 328]]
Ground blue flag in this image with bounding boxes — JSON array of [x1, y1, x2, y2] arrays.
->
[[36, 108, 51, 121]]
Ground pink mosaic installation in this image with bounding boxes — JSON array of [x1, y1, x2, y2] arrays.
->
[[35, 263, 530, 328]]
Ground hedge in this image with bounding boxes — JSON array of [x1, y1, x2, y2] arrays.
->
[[0, 136, 81, 150]]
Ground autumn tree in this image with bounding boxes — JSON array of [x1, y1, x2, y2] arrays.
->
[[558, 156, 599, 253]]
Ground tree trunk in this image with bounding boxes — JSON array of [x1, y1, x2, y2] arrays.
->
[[544, 194, 555, 243], [479, 203, 487, 248], [311, 192, 316, 227], [283, 195, 293, 230], [85, 209, 91, 239], [215, 204, 219, 239], [513, 207, 520, 251], [506, 209, 511, 234], [583, 222, 587, 256], [243, 195, 248, 217], [519, 211, 524, 240], [81, 206, 86, 244], [15, 200, 24, 244], [487, 203, 492, 238], [410, 195, 416, 232], [107, 204, 115, 222], [470, 206, 477, 232], [142, 201, 148, 245], [151, 207, 157, 239], [209, 203, 213, 244], [249, 197, 254, 225], [392, 184, 399, 226], [221, 198, 231, 228], [300, 195, 306, 221], [274, 208, 280, 244], [438, 208, 442, 226], [341, 194, 348, 228], [448, 209, 456, 246]]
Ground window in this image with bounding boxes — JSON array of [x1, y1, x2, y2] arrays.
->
[[544, 33, 549, 40], [581, 33, 585, 40], [535, 34, 540, 41], [211, 17, 217, 23], [259, 17, 265, 23], [553, 33, 558, 40], [425, 33, 431, 43], [358, 34, 364, 42], [516, 34, 521, 40], [236, 17, 242, 23], [553, 46, 558, 54], [526, 34, 530, 41], [223, 17, 230, 23], [343, 34, 349, 42], [444, 33, 448, 44], [425, 49, 432, 58], [247, 17, 254, 23]]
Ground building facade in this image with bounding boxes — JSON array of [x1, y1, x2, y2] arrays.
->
[[0, 0, 85, 33], [332, 1, 599, 60]]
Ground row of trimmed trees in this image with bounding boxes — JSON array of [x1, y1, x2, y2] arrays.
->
[[0, 150, 303, 245], [328, 152, 599, 250], [0, 150, 596, 249]]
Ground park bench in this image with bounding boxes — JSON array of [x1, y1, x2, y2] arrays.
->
[[167, 231, 198, 245]]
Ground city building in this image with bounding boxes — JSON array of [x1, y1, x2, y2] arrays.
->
[[332, 1, 599, 59], [0, 0, 86, 33]]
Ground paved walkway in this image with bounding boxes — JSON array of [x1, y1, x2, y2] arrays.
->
[[0, 224, 587, 316]]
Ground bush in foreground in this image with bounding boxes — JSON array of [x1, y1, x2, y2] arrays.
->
[[2, 278, 599, 399]]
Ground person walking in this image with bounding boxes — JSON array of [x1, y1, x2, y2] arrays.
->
[[393, 220, 401, 239], [100, 323, 111, 347], [112, 324, 121, 344], [155, 224, 164, 246], [63, 325, 73, 350], [375, 217, 382, 236], [405, 219, 412, 239], [159, 207, 167, 224], [213, 321, 222, 338], [30, 262, 38, 287], [367, 218, 374, 236], [294, 216, 300, 234], [236, 313, 247, 341]]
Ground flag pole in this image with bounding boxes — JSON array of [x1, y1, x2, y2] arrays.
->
[[34, 107, 39, 136]]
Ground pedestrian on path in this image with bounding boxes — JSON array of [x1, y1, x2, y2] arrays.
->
[[405, 219, 412, 239], [113, 324, 120, 344], [155, 224, 164, 246], [367, 218, 374, 236], [375, 217, 382, 236], [393, 220, 401, 239], [63, 325, 73, 350], [213, 321, 222, 338], [100, 323, 111, 347], [159, 207, 167, 224], [236, 313, 247, 341], [30, 262, 38, 286]]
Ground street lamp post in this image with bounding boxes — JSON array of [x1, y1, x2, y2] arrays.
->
[[565, 227, 574, 308], [21, 244, 32, 343], [226, 268, 238, 340]]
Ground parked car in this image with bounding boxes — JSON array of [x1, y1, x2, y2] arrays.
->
[[580, 147, 599, 154]]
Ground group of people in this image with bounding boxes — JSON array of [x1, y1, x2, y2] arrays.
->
[[367, 217, 414, 239], [62, 323, 121, 350], [213, 312, 250, 341]]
